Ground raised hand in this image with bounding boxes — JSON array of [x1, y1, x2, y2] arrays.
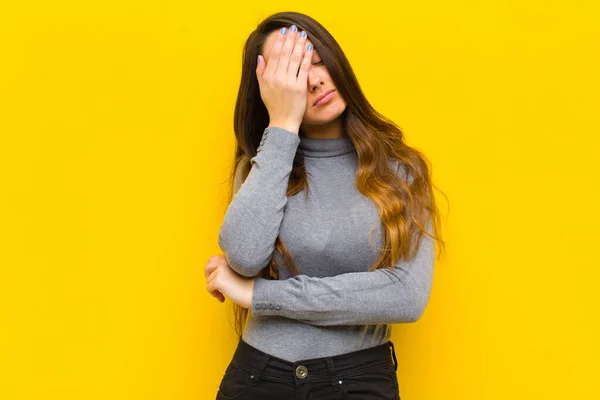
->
[[256, 25, 313, 134]]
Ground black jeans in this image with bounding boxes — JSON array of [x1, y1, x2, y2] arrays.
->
[[215, 337, 401, 400]]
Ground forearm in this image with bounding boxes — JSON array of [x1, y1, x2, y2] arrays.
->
[[251, 224, 435, 325], [218, 126, 300, 277]]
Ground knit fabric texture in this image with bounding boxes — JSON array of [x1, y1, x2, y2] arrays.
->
[[218, 126, 435, 362]]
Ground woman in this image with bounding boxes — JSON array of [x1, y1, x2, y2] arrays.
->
[[205, 11, 445, 400]]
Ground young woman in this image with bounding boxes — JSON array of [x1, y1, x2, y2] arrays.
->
[[205, 11, 445, 400]]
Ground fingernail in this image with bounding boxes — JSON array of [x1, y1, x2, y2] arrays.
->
[[290, 25, 297, 32], [257, 55, 260, 63], [280, 27, 287, 35], [299, 31, 307, 38], [307, 44, 313, 51]]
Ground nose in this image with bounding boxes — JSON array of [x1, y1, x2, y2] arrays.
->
[[307, 69, 324, 92]]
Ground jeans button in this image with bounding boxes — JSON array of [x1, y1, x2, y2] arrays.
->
[[295, 365, 308, 379]]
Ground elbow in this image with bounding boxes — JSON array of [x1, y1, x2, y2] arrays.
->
[[218, 231, 270, 278], [225, 254, 268, 277], [398, 257, 435, 323], [406, 301, 427, 323], [408, 293, 429, 323], [399, 289, 432, 324]]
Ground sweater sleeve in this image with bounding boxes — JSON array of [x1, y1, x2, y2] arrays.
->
[[251, 218, 435, 325], [218, 126, 300, 277]]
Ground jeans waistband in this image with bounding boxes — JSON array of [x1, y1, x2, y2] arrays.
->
[[231, 337, 398, 387]]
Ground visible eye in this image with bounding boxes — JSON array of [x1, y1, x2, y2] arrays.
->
[[312, 60, 324, 66]]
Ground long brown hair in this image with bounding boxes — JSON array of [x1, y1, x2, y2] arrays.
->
[[222, 11, 448, 336]]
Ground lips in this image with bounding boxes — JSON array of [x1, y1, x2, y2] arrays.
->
[[313, 89, 335, 106]]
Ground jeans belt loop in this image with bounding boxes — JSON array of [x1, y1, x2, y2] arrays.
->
[[325, 357, 340, 392], [251, 354, 270, 387]]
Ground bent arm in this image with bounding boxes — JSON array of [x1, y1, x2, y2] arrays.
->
[[251, 219, 435, 325], [217, 126, 300, 277]]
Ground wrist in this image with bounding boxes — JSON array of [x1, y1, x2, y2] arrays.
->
[[246, 278, 256, 309]]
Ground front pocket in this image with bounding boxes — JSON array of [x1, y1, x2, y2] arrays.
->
[[217, 360, 252, 399], [223, 360, 245, 377]]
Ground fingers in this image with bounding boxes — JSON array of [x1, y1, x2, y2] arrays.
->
[[297, 42, 313, 84], [211, 290, 225, 302], [204, 259, 218, 279], [264, 27, 288, 77], [206, 266, 221, 289], [287, 30, 308, 80], [205, 255, 226, 302], [206, 269, 225, 302], [205, 254, 227, 279], [277, 25, 300, 77], [209, 288, 225, 303]]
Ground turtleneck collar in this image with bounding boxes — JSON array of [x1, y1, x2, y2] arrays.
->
[[297, 134, 355, 158]]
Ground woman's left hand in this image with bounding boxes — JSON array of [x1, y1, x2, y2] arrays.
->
[[205, 254, 255, 308]]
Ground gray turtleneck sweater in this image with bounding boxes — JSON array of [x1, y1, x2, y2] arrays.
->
[[218, 125, 435, 362]]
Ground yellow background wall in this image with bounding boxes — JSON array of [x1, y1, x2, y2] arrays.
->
[[1, 1, 598, 399]]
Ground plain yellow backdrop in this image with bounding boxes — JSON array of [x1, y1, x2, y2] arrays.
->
[[1, 1, 598, 399]]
